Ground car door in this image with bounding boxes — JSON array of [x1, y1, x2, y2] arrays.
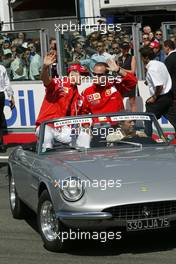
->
[[13, 148, 37, 206]]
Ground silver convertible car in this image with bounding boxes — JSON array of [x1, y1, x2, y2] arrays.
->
[[8, 112, 176, 252]]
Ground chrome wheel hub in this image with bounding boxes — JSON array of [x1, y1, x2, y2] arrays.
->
[[40, 200, 58, 241], [10, 177, 16, 210]]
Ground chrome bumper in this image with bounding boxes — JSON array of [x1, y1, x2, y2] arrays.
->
[[56, 211, 112, 220]]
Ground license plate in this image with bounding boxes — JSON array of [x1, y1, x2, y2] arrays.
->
[[127, 217, 170, 231]]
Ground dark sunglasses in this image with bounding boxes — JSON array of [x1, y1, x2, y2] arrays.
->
[[92, 72, 105, 77], [156, 33, 162, 36]]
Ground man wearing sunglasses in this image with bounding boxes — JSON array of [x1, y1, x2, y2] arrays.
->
[[80, 60, 137, 115], [111, 41, 121, 62], [154, 31, 163, 42]]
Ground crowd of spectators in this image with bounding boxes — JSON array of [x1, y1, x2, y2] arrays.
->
[[0, 32, 41, 81], [1, 22, 176, 83], [142, 25, 176, 63], [62, 24, 135, 73], [60, 23, 176, 71]]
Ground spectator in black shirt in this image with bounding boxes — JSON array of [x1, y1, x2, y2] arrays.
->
[[164, 39, 176, 99], [118, 42, 137, 112]]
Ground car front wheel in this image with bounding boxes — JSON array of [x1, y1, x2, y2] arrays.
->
[[37, 189, 69, 252]]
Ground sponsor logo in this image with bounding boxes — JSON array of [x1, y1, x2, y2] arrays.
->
[[111, 115, 151, 121], [87, 95, 94, 102], [5, 90, 36, 127], [54, 118, 92, 127], [93, 93, 101, 100]]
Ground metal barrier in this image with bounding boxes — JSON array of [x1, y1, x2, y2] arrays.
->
[[162, 21, 176, 41]]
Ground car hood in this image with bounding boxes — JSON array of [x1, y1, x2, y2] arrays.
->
[[49, 146, 176, 184], [47, 145, 176, 208]]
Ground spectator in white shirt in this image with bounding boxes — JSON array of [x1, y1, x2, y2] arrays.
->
[[29, 43, 41, 80], [80, 41, 112, 74], [140, 46, 176, 133], [0, 65, 15, 152]]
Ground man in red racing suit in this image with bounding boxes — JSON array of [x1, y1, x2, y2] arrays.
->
[[77, 60, 138, 148], [80, 60, 138, 115], [36, 54, 84, 151]]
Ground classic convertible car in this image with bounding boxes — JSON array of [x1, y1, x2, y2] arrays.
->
[[8, 112, 176, 252]]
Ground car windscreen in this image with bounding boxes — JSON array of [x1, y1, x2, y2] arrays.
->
[[39, 114, 168, 153]]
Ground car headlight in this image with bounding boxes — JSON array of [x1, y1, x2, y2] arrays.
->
[[60, 177, 85, 202]]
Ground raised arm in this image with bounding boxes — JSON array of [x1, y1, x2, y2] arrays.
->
[[106, 59, 127, 77], [40, 53, 56, 86], [106, 59, 137, 94]]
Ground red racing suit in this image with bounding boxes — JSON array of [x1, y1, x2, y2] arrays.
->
[[36, 77, 82, 127], [80, 73, 137, 115]]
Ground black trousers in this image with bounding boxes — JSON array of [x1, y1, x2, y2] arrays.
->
[[0, 92, 5, 144], [146, 92, 176, 132]]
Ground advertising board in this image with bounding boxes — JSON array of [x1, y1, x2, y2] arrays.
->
[[3, 81, 174, 143]]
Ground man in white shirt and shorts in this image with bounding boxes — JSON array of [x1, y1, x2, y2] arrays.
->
[[140, 46, 176, 133]]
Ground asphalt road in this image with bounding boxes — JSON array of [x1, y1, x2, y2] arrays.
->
[[1, 164, 176, 264]]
